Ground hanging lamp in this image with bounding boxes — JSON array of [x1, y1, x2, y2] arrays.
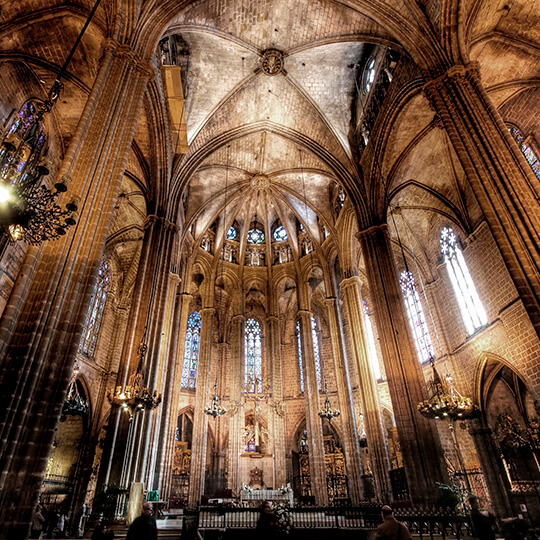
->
[[0, 0, 106, 243]]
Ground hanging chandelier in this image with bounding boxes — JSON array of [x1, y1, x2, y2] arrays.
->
[[205, 386, 227, 418], [62, 363, 88, 417], [108, 342, 162, 420], [418, 359, 479, 421], [318, 383, 341, 421], [0, 0, 104, 243]]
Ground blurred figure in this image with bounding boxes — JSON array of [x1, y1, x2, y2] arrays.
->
[[126, 502, 157, 540], [375, 505, 411, 540], [469, 495, 497, 540], [30, 504, 45, 539], [255, 501, 278, 540]]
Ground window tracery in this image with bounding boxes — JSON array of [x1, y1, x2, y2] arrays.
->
[[273, 225, 288, 242], [181, 311, 202, 388], [440, 227, 487, 335], [399, 271, 435, 363], [247, 227, 265, 244], [227, 226, 238, 240], [79, 260, 111, 357]]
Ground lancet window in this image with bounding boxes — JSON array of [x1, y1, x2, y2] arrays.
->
[[181, 311, 202, 388], [296, 320, 305, 393], [440, 227, 487, 335], [79, 260, 111, 357], [311, 316, 323, 391], [399, 271, 435, 363], [245, 318, 263, 393]]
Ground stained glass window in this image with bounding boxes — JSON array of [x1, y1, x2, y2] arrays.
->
[[399, 271, 435, 363], [440, 227, 487, 335], [247, 227, 265, 244], [299, 223, 306, 233], [227, 226, 237, 240], [181, 311, 202, 388], [273, 225, 288, 242], [245, 318, 263, 392], [509, 126, 540, 180], [363, 56, 376, 94], [363, 301, 382, 380], [79, 260, 111, 357], [311, 316, 323, 391], [296, 320, 305, 392]]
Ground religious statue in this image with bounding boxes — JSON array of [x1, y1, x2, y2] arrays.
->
[[223, 243, 232, 262], [201, 234, 211, 252]]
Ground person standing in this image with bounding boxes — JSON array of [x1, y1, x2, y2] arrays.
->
[[469, 495, 497, 540], [126, 502, 157, 540], [255, 501, 278, 540], [375, 505, 412, 540], [30, 504, 45, 539]]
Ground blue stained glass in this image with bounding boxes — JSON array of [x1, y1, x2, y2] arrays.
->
[[296, 321, 305, 392], [181, 311, 202, 388], [227, 226, 238, 240], [273, 225, 288, 242], [79, 261, 111, 357], [400, 271, 435, 363], [245, 318, 262, 392], [509, 126, 540, 180], [247, 228, 265, 244]]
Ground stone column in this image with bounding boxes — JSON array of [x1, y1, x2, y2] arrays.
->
[[159, 292, 193, 500], [188, 307, 215, 506], [267, 315, 287, 489], [298, 309, 329, 506], [469, 420, 513, 517], [0, 40, 154, 540], [227, 314, 245, 493], [117, 217, 179, 491], [340, 276, 392, 500], [323, 297, 364, 503], [424, 62, 540, 340], [357, 224, 448, 504]]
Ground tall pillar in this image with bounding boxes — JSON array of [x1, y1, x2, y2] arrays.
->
[[267, 315, 287, 489], [298, 309, 328, 506], [159, 292, 193, 500], [117, 217, 179, 491], [424, 62, 540, 340], [0, 40, 154, 540], [340, 277, 392, 500], [228, 314, 245, 493], [323, 297, 364, 503], [357, 224, 447, 504], [188, 307, 215, 506]]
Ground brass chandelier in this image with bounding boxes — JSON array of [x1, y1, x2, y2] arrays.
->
[[318, 382, 341, 421], [205, 383, 227, 418], [108, 342, 162, 420], [0, 0, 105, 243], [418, 359, 479, 421]]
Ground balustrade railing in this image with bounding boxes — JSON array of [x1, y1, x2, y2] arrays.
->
[[198, 505, 472, 540]]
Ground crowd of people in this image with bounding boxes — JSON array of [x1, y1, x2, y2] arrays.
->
[[30, 505, 68, 539]]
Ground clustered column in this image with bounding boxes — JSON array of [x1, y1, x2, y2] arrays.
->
[[339, 276, 392, 500], [0, 40, 154, 540], [298, 309, 329, 506], [357, 224, 448, 503], [188, 307, 215, 506], [266, 315, 287, 489], [323, 297, 364, 504], [424, 62, 540, 340]]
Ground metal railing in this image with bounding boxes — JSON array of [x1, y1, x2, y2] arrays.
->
[[198, 506, 472, 540]]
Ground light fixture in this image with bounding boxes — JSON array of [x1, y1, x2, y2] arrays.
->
[[0, 0, 104, 243], [62, 363, 88, 417], [418, 358, 479, 421], [108, 342, 162, 420], [205, 383, 227, 418], [319, 382, 341, 421]]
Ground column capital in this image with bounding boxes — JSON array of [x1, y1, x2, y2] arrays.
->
[[266, 315, 279, 323], [340, 275, 363, 291], [356, 223, 389, 241], [181, 292, 194, 301], [201, 307, 216, 316], [297, 309, 312, 319], [102, 38, 157, 80], [423, 61, 481, 97], [323, 296, 338, 307], [232, 314, 245, 323]]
